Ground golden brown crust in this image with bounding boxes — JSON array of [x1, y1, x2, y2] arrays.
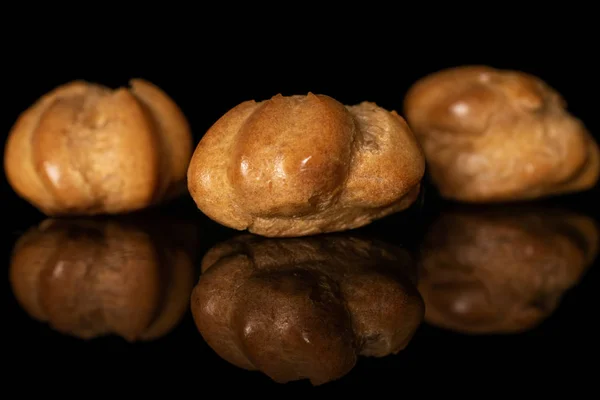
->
[[417, 205, 598, 334], [404, 65, 600, 202], [188, 93, 425, 237], [129, 79, 194, 200], [8, 216, 197, 341], [4, 79, 193, 216], [191, 234, 423, 385]]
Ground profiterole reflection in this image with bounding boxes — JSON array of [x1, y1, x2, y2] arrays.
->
[[191, 234, 424, 386], [9, 215, 198, 341], [418, 204, 598, 334]]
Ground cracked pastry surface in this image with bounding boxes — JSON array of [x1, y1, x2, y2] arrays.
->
[[403, 66, 600, 202], [4, 79, 193, 216], [187, 93, 425, 237], [191, 234, 424, 385]]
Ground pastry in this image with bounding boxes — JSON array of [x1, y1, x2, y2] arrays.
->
[[187, 93, 425, 237], [4, 79, 193, 215], [191, 234, 424, 385], [404, 66, 599, 202]]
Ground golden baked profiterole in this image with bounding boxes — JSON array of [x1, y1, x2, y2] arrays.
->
[[4, 79, 193, 216], [403, 65, 600, 202], [187, 93, 426, 237]]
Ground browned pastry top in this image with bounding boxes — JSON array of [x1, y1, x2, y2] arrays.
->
[[4, 79, 193, 216], [404, 66, 599, 202], [191, 234, 423, 385], [188, 93, 425, 237], [417, 205, 598, 334], [9, 217, 197, 341]]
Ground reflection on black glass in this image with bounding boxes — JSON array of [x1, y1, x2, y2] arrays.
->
[[417, 204, 598, 334], [191, 234, 423, 386], [9, 215, 198, 342]]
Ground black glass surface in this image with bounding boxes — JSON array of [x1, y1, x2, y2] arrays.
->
[[4, 40, 598, 394]]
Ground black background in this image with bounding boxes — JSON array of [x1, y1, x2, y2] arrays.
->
[[3, 18, 599, 395]]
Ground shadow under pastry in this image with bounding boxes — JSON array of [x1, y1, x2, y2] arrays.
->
[[417, 204, 598, 334], [190, 234, 424, 386], [9, 214, 198, 342]]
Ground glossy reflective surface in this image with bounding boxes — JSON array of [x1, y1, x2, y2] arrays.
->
[[191, 234, 423, 385], [418, 204, 597, 335], [9, 216, 197, 341], [5, 185, 599, 390]]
